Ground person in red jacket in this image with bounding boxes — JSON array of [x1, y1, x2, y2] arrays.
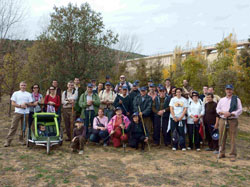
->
[[44, 86, 61, 113]]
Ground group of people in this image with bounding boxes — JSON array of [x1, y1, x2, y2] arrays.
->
[[3, 75, 243, 161]]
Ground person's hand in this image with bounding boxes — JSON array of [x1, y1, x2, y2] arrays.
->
[[144, 137, 148, 142], [71, 137, 76, 142], [173, 117, 178, 122], [101, 127, 105, 131], [139, 112, 143, 116], [110, 130, 115, 135], [193, 118, 199, 123], [20, 104, 27, 109], [120, 124, 125, 129], [48, 101, 55, 105], [126, 112, 130, 116], [223, 112, 231, 118], [214, 123, 219, 129], [178, 117, 183, 121], [198, 115, 202, 119], [119, 100, 123, 104], [34, 101, 39, 106], [157, 110, 164, 116]]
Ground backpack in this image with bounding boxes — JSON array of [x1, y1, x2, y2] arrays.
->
[[117, 82, 131, 91]]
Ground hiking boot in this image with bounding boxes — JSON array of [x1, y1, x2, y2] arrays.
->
[[4, 141, 10, 147], [79, 150, 84, 155], [218, 154, 226, 158]]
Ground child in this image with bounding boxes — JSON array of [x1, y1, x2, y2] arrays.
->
[[125, 112, 149, 151], [71, 118, 86, 154], [38, 124, 48, 137]]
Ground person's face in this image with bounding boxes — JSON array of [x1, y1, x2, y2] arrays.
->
[[132, 86, 138, 90], [91, 81, 96, 86], [20, 83, 27, 91], [192, 95, 199, 101], [208, 88, 214, 94], [226, 89, 233, 96], [49, 87, 55, 94], [87, 87, 93, 92], [171, 88, 176, 96], [120, 76, 125, 82], [52, 81, 58, 87], [98, 83, 103, 90], [183, 80, 188, 87], [40, 126, 46, 131], [33, 85, 39, 92], [75, 122, 82, 129], [149, 86, 154, 92], [206, 95, 213, 102], [74, 78, 80, 85], [122, 89, 127, 95], [68, 83, 74, 90], [159, 90, 166, 98], [105, 85, 111, 90], [176, 89, 182, 97], [140, 90, 147, 96], [133, 116, 139, 123], [148, 82, 152, 86], [116, 109, 122, 116], [165, 80, 171, 87], [203, 87, 208, 94], [119, 87, 122, 93], [98, 109, 104, 116]]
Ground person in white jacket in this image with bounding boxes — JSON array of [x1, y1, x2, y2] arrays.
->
[[187, 91, 205, 151]]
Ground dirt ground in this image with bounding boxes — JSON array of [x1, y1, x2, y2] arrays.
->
[[0, 99, 249, 187]]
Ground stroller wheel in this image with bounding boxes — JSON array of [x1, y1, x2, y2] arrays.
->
[[47, 137, 50, 155]]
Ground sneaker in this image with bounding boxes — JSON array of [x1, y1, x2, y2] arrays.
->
[[79, 150, 84, 155], [196, 148, 201, 152], [172, 147, 177, 151], [182, 148, 186, 151], [187, 147, 191, 150], [103, 143, 108, 147], [213, 151, 219, 154]]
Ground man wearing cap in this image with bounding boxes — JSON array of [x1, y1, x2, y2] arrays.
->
[[114, 85, 131, 117], [146, 79, 153, 91], [91, 79, 98, 94], [114, 75, 133, 93], [133, 87, 153, 136], [71, 118, 86, 154], [216, 84, 243, 161], [148, 83, 158, 101], [152, 86, 171, 146], [78, 83, 100, 134], [104, 76, 115, 90], [107, 107, 130, 147], [99, 82, 116, 120], [62, 81, 78, 140], [129, 82, 140, 105]]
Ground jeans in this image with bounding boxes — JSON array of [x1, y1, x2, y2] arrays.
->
[[89, 130, 109, 143], [104, 108, 114, 121], [171, 119, 186, 149]]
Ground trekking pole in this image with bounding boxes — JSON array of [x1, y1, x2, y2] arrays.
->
[[71, 103, 74, 140], [192, 123, 195, 148], [217, 118, 228, 162], [160, 115, 163, 147], [23, 112, 26, 141], [122, 127, 126, 153], [138, 106, 151, 151]]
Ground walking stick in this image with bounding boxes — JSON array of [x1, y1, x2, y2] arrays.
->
[[23, 112, 26, 141], [121, 116, 126, 153], [71, 104, 74, 140], [138, 106, 151, 151], [217, 118, 228, 162], [160, 115, 163, 147]]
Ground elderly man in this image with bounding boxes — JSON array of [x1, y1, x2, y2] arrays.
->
[[216, 85, 242, 162], [4, 81, 33, 147]]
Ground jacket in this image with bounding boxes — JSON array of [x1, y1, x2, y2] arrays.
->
[[125, 121, 149, 137], [152, 95, 171, 118], [107, 115, 130, 133], [113, 94, 132, 115], [133, 94, 152, 117], [78, 91, 100, 119]]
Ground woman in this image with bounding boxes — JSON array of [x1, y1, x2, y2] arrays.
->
[[29, 84, 43, 131], [107, 107, 130, 147], [187, 91, 205, 151], [90, 108, 109, 146], [44, 86, 61, 113], [169, 88, 188, 151], [204, 93, 219, 153]]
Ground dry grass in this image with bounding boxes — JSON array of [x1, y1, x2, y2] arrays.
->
[[0, 96, 249, 187]]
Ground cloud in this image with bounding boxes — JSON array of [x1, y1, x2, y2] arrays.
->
[[214, 15, 231, 22]]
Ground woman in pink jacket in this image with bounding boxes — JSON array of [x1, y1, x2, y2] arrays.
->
[[108, 107, 130, 147]]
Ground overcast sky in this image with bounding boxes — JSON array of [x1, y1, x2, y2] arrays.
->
[[23, 0, 250, 55]]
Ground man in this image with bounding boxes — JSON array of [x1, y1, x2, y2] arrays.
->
[[182, 80, 192, 96], [62, 81, 78, 141], [133, 87, 153, 136], [129, 82, 140, 105], [148, 83, 157, 101], [104, 75, 115, 90], [199, 86, 208, 101], [4, 81, 33, 147], [79, 83, 100, 135], [152, 87, 171, 146], [74, 78, 80, 91], [74, 78, 85, 119], [147, 79, 153, 91], [216, 84, 242, 162], [114, 86, 131, 117], [114, 75, 133, 92], [165, 79, 174, 96], [99, 82, 116, 120], [204, 87, 220, 103], [46, 80, 62, 98]]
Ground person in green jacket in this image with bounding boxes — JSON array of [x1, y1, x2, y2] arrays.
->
[[78, 83, 100, 134]]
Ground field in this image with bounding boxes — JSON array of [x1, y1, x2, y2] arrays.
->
[[0, 98, 250, 187]]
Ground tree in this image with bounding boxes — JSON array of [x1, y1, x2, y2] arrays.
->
[[148, 59, 164, 84], [26, 2, 118, 90], [133, 60, 148, 86]]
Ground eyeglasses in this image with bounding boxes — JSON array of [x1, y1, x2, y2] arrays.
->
[[33, 87, 39, 89]]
